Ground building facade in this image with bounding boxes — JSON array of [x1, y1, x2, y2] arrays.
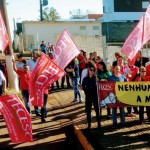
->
[[21, 20, 106, 59]]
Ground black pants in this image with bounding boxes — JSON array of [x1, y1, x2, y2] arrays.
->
[[0, 85, 3, 95], [139, 106, 150, 122], [85, 97, 101, 128], [61, 75, 70, 87], [41, 94, 48, 119]]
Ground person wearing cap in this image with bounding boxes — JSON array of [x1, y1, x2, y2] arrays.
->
[[135, 66, 150, 124]]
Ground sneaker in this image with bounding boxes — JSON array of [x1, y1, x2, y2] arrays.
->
[[72, 99, 78, 103], [36, 113, 41, 117], [79, 98, 83, 103], [127, 113, 136, 117]]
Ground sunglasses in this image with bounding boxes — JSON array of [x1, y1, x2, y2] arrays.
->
[[141, 71, 146, 72], [89, 69, 95, 72]]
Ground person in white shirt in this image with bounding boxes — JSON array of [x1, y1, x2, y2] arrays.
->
[[16, 54, 24, 69], [28, 44, 35, 56], [27, 53, 38, 72], [0, 70, 6, 95]]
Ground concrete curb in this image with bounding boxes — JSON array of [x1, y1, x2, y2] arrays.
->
[[74, 126, 94, 150]]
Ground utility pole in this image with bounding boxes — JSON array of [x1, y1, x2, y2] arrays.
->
[[40, 0, 43, 21], [0, 0, 19, 91], [40, 0, 48, 21]]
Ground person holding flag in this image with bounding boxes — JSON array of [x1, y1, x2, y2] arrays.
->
[[12, 59, 31, 113], [66, 58, 83, 103]]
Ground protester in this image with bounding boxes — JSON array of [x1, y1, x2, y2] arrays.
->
[[27, 53, 41, 116], [92, 51, 98, 63], [135, 66, 150, 124], [16, 53, 24, 69], [127, 58, 139, 116], [27, 53, 38, 72], [134, 51, 149, 68], [48, 52, 60, 90], [108, 63, 126, 127], [12, 59, 31, 113], [81, 61, 96, 84], [40, 41, 47, 54], [0, 69, 6, 96], [95, 56, 103, 69], [66, 58, 83, 103], [96, 61, 112, 117], [77, 50, 86, 83], [81, 66, 101, 129], [61, 65, 71, 89], [0, 61, 5, 74], [41, 89, 48, 123], [28, 44, 35, 57]]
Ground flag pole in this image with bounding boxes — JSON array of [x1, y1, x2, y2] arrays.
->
[[141, 13, 145, 67]]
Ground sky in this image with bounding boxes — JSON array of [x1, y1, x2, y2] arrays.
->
[[5, 0, 103, 39]]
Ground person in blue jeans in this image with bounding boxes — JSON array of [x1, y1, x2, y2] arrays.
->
[[108, 63, 126, 126], [66, 58, 82, 102]]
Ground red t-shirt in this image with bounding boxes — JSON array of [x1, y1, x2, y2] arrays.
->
[[77, 54, 86, 69], [128, 66, 139, 81], [16, 70, 30, 90], [135, 76, 150, 81]]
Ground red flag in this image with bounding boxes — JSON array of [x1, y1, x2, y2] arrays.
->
[[0, 95, 33, 143], [53, 29, 80, 69], [29, 53, 65, 107], [121, 5, 150, 60], [0, 10, 9, 52]]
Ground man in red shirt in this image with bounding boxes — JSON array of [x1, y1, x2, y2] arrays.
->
[[12, 59, 31, 113], [135, 66, 150, 124]]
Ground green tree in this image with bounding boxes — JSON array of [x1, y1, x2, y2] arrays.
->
[[43, 7, 61, 21]]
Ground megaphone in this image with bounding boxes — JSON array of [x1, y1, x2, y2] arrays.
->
[[100, 92, 116, 107]]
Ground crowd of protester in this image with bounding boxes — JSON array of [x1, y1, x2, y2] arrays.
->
[[0, 40, 150, 128]]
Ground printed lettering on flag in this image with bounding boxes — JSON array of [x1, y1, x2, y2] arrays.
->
[[0, 95, 33, 143], [30, 53, 65, 107], [0, 10, 9, 52], [97, 81, 128, 108], [121, 5, 150, 60], [53, 29, 80, 69]]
